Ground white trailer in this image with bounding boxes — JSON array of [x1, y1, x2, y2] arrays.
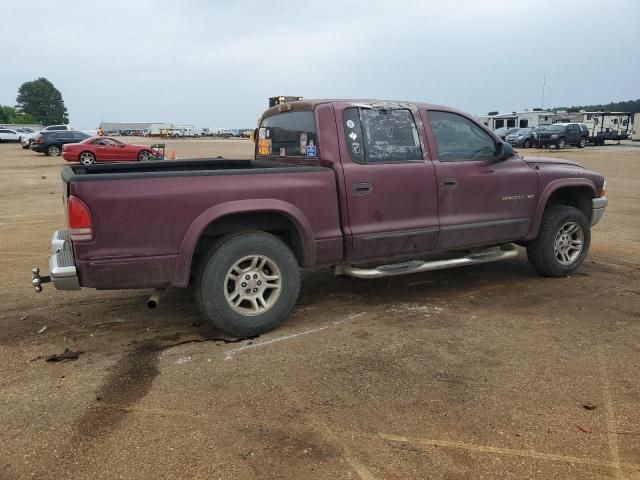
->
[[477, 111, 555, 130], [555, 111, 631, 144], [630, 113, 639, 141]]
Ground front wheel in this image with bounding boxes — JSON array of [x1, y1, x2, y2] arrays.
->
[[137, 150, 152, 162], [195, 232, 301, 337], [578, 137, 586, 148], [523, 139, 531, 148], [526, 205, 591, 277]]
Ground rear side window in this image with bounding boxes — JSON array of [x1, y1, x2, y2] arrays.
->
[[258, 111, 317, 158], [343, 107, 422, 163], [428, 111, 496, 161]]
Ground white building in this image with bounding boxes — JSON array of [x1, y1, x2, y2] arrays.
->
[[477, 111, 556, 130], [99, 122, 172, 135], [632, 113, 640, 141]]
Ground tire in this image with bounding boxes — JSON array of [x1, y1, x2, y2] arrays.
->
[[578, 137, 586, 148], [46, 144, 61, 156], [556, 138, 566, 149], [523, 139, 531, 148], [137, 150, 152, 162], [526, 205, 591, 277], [195, 232, 301, 336], [79, 151, 95, 165], [22, 144, 30, 150]]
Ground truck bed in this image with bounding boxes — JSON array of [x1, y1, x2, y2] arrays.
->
[[61, 158, 326, 182], [62, 158, 343, 290]]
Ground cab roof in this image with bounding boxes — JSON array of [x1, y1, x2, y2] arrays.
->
[[261, 99, 461, 119]]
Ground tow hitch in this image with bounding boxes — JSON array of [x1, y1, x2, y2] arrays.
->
[[32, 268, 51, 293]]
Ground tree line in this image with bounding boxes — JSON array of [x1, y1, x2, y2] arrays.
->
[[552, 99, 640, 116], [0, 77, 69, 126]]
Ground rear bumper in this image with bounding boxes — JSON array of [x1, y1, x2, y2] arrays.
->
[[34, 229, 81, 291], [30, 144, 46, 153], [50, 248, 81, 290], [591, 197, 607, 226]]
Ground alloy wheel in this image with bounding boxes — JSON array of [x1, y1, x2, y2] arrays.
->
[[224, 255, 282, 316], [553, 221, 584, 266]]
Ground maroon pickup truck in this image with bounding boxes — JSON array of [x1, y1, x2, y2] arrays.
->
[[33, 99, 607, 336]]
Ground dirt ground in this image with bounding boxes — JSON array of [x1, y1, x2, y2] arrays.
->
[[0, 138, 639, 480]]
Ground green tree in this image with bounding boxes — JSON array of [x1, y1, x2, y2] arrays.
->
[[0, 105, 37, 124], [16, 77, 69, 126]]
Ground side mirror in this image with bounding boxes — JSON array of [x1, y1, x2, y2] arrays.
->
[[490, 142, 514, 163]]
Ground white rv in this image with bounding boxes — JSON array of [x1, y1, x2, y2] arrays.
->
[[477, 111, 555, 130], [630, 113, 639, 141], [555, 111, 631, 144]]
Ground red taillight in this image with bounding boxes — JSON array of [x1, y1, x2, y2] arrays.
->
[[33, 137, 44, 144], [67, 196, 93, 241]]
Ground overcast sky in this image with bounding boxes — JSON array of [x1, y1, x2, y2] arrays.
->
[[2, 0, 639, 129]]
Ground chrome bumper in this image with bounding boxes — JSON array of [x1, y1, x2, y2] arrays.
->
[[591, 197, 607, 226], [32, 229, 80, 291]]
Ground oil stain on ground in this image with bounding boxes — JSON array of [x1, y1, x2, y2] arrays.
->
[[75, 340, 161, 440]]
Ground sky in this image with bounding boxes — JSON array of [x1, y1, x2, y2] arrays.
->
[[2, 0, 639, 129]]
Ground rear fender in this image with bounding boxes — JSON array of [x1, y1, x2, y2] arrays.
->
[[172, 199, 315, 287]]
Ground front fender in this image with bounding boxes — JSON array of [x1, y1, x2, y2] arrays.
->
[[172, 199, 316, 287], [525, 178, 597, 240]]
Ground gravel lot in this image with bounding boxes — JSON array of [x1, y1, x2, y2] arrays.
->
[[0, 138, 638, 479]]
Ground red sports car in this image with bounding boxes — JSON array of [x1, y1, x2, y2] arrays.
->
[[62, 136, 154, 165]]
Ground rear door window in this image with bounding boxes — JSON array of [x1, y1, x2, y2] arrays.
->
[[343, 107, 422, 163], [258, 111, 317, 158]]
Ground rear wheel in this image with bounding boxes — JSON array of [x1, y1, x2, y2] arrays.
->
[[556, 138, 566, 149], [523, 139, 531, 148], [79, 151, 95, 165], [195, 232, 301, 337], [527, 205, 590, 277], [137, 150, 152, 162], [46, 145, 61, 156]]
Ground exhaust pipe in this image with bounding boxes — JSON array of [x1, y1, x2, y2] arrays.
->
[[146, 288, 164, 309]]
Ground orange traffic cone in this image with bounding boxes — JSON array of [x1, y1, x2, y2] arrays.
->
[[169, 150, 176, 160]]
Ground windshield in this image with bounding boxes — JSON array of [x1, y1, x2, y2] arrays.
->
[[547, 124, 567, 131], [514, 129, 532, 134]]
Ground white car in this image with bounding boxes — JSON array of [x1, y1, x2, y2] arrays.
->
[[21, 133, 36, 149], [15, 127, 37, 142], [42, 124, 73, 132], [0, 128, 20, 142]]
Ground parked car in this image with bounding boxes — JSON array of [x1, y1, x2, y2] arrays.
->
[[493, 127, 519, 140], [33, 99, 607, 338], [42, 124, 73, 132], [15, 127, 37, 142], [505, 127, 538, 148], [21, 134, 36, 149], [535, 123, 589, 149], [62, 136, 154, 165], [0, 128, 20, 142], [30, 131, 90, 156]]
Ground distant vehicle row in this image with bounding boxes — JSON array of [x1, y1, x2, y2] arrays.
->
[[496, 123, 596, 149]]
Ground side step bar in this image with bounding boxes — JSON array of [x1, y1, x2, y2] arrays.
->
[[334, 244, 519, 279]]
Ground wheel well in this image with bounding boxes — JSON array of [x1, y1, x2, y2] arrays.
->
[[190, 212, 304, 273], [545, 187, 592, 219]]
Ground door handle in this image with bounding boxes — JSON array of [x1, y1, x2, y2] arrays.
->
[[352, 182, 373, 194], [440, 178, 457, 188]]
